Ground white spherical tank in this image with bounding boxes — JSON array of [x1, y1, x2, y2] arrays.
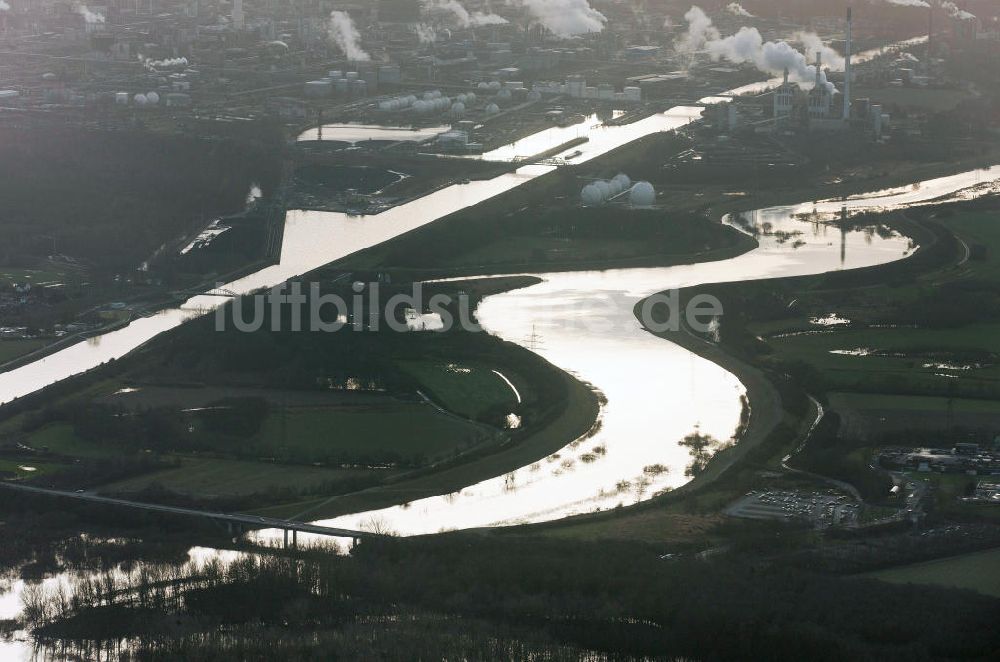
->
[[594, 181, 612, 200], [581, 184, 603, 206], [465, 92, 477, 103], [133, 94, 148, 107], [485, 103, 500, 115], [629, 181, 656, 207], [612, 173, 632, 191], [146, 91, 160, 105], [451, 102, 466, 116], [497, 89, 512, 101]]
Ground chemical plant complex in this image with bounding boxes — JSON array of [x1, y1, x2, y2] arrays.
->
[[0, 1, 995, 157]]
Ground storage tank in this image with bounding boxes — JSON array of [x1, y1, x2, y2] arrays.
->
[[581, 184, 604, 206], [133, 93, 148, 107], [451, 102, 465, 117], [146, 91, 160, 105], [485, 103, 500, 115], [629, 181, 656, 207], [115, 92, 129, 105], [612, 173, 632, 191]]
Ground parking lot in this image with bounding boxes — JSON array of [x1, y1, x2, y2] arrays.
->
[[724, 490, 859, 528]]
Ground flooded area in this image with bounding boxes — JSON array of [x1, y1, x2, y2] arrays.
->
[[1, 36, 999, 638], [296, 123, 451, 144]]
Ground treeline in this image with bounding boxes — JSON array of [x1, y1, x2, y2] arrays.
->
[[25, 535, 1000, 661]]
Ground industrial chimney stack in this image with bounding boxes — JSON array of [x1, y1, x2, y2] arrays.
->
[[233, 0, 245, 31], [844, 7, 853, 121]]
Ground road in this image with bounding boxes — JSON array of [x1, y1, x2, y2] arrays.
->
[[0, 482, 379, 541]]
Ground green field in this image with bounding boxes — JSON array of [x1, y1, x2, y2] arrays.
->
[[868, 547, 1000, 597], [27, 423, 115, 459], [101, 457, 374, 499], [0, 339, 46, 365], [0, 458, 63, 478], [0, 267, 68, 287], [398, 360, 519, 420], [243, 404, 491, 463], [829, 392, 1000, 414]]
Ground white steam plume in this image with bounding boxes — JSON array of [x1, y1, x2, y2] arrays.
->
[[726, 3, 754, 18], [680, 6, 840, 93], [327, 10, 371, 61], [883, 0, 930, 7], [941, 2, 976, 21], [76, 4, 105, 24], [0, 1, 10, 12], [415, 23, 438, 43], [506, 0, 607, 37], [795, 31, 845, 71], [427, 1, 508, 27], [142, 56, 189, 70], [675, 6, 719, 53]]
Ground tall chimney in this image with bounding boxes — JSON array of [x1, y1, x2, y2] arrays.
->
[[233, 0, 245, 31], [844, 7, 853, 121]]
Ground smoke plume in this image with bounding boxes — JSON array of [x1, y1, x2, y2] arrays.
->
[[883, 0, 930, 7], [142, 56, 189, 70], [726, 3, 754, 18], [427, 1, 508, 27], [415, 23, 438, 43], [328, 10, 371, 61], [675, 6, 720, 53], [0, 1, 10, 12], [679, 6, 840, 93], [941, 2, 976, 21], [506, 0, 607, 37], [76, 4, 105, 24]]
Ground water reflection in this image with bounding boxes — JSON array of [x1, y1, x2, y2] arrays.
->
[[296, 165, 997, 538]]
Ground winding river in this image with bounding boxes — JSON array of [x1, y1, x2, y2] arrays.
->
[[1, 37, 995, 540]]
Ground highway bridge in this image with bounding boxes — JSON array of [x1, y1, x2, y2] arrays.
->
[[0, 482, 380, 548]]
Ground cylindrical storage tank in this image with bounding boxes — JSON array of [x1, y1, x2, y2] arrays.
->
[[629, 181, 656, 207], [329, 70, 343, 80], [485, 103, 500, 115], [346, 71, 358, 80], [115, 92, 129, 105], [146, 91, 160, 105], [581, 184, 603, 206]]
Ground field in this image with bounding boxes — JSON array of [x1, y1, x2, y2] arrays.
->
[[868, 547, 1000, 597], [100, 457, 374, 499], [397, 360, 520, 420], [245, 404, 494, 463], [0, 339, 46, 365]]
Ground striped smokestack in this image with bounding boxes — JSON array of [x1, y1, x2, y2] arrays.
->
[[844, 7, 852, 121]]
